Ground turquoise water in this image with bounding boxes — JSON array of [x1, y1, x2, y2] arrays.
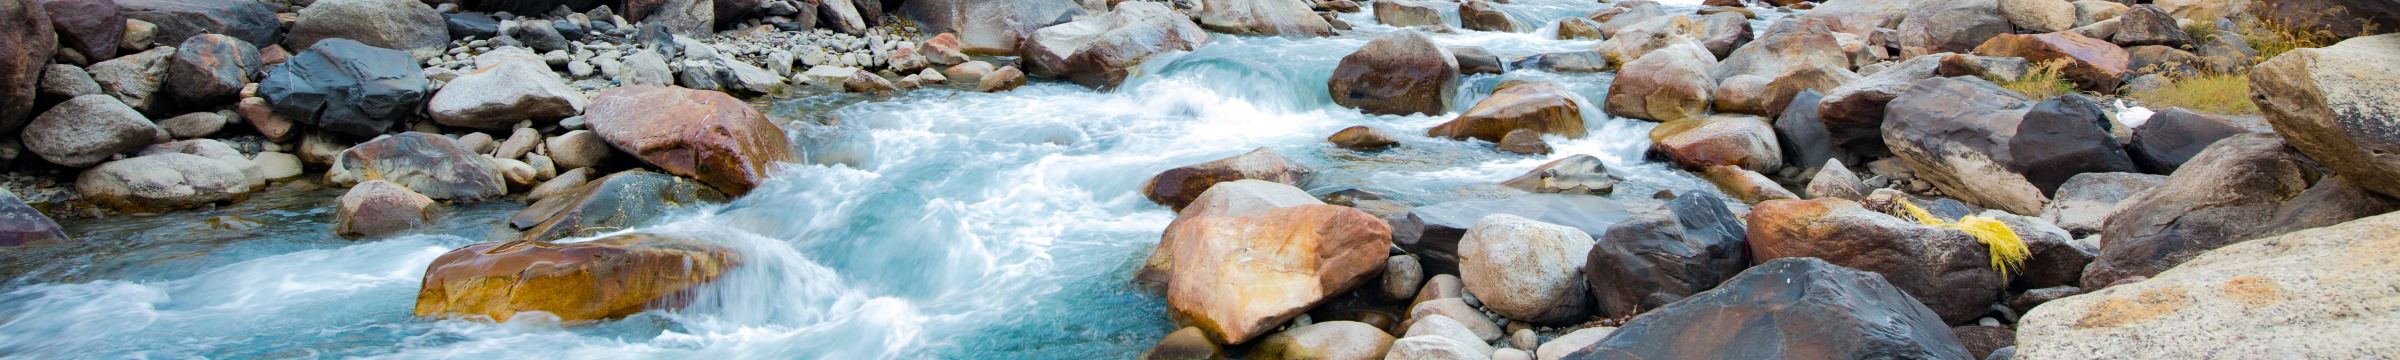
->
[[0, 0, 1773, 358]]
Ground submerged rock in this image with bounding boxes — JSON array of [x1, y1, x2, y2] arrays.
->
[[1499, 155, 1619, 196], [413, 232, 738, 322], [510, 170, 727, 242]]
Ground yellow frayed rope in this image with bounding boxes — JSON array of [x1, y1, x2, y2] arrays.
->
[[1898, 198, 2032, 276]]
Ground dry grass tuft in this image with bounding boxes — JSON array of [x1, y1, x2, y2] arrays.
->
[[1993, 59, 2076, 100], [2130, 73, 2259, 115]]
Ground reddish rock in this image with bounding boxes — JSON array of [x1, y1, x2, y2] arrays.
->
[[1328, 30, 1457, 116], [1428, 80, 1586, 142], [583, 86, 796, 196], [1141, 147, 1312, 211], [1649, 114, 1782, 172], [335, 180, 435, 238], [1167, 204, 1393, 344], [2, 0, 57, 134], [1746, 198, 2006, 324], [37, 0, 119, 62], [1973, 32, 2130, 92], [413, 232, 738, 322]]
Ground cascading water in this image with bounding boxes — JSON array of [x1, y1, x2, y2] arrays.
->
[[0, 0, 1779, 358]]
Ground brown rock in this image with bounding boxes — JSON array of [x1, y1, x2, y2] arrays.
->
[[1972, 32, 2130, 92], [0, 188, 67, 247], [1701, 165, 1797, 204], [583, 86, 795, 196], [1746, 198, 2006, 324], [412, 232, 738, 322], [1604, 41, 1715, 122], [2, 0, 58, 133], [1429, 80, 1586, 142], [2083, 134, 2397, 287], [1141, 147, 1312, 211], [1495, 129, 1551, 155], [1329, 30, 1457, 116], [1328, 125, 1399, 151], [2250, 34, 2400, 199], [334, 180, 435, 238], [326, 132, 509, 201], [1649, 114, 1782, 172], [37, 0, 117, 62], [1167, 205, 1393, 344]]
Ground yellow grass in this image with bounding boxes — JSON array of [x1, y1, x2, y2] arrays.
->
[[2129, 73, 2259, 115], [1899, 198, 2032, 276], [1993, 59, 2075, 100]]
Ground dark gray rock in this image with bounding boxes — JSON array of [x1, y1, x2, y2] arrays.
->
[[2128, 107, 2247, 174], [1774, 89, 1841, 172], [115, 0, 281, 49], [166, 34, 260, 105], [2009, 94, 2137, 195], [0, 188, 67, 247], [1564, 258, 1973, 360], [1584, 191, 1747, 318], [444, 13, 500, 40], [256, 38, 430, 138]]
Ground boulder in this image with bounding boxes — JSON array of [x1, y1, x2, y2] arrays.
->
[[1016, 2, 1204, 89], [2012, 94, 2138, 194], [22, 94, 159, 168], [2127, 108, 2247, 174], [1196, 0, 1333, 36], [1401, 315, 1492, 356], [1797, 0, 1917, 36], [510, 170, 727, 242], [1495, 129, 1551, 155], [1775, 90, 1842, 172], [1167, 205, 1392, 344], [895, 0, 1084, 55], [1697, 12, 1752, 59], [285, 0, 447, 61], [1978, 210, 2090, 290], [1747, 198, 2007, 324], [1557, 18, 1603, 40], [1459, 214, 1595, 324], [2072, 0, 2127, 27], [2250, 34, 2400, 199], [1707, 19, 1855, 117], [1328, 125, 1398, 151], [1807, 158, 1868, 200], [1141, 147, 1311, 211], [545, 130, 613, 170], [1328, 31, 1456, 116], [87, 46, 170, 114], [1972, 32, 2130, 92], [1404, 194, 1632, 272], [165, 34, 260, 105], [443, 13, 498, 41], [412, 232, 738, 322], [1510, 51, 1608, 73], [630, 0, 713, 36], [327, 132, 508, 201], [335, 180, 435, 238], [114, 0, 280, 49], [1596, 15, 1703, 65], [36, 0, 113, 64], [583, 86, 795, 196], [2018, 212, 2400, 358], [1998, 0, 2076, 33], [1592, 1, 1670, 39], [2039, 172, 2163, 236], [75, 153, 250, 211], [257, 38, 430, 138], [1459, 0, 1514, 32], [1701, 165, 1799, 205], [156, 111, 225, 139], [1604, 41, 1715, 122], [1896, 0, 2015, 57], [1381, 254, 1425, 300], [0, 188, 66, 246], [816, 0, 865, 34], [137, 139, 260, 190], [1244, 321, 1394, 360], [1816, 54, 1942, 159], [428, 49, 588, 129], [1138, 179, 1321, 287], [1583, 191, 1746, 318], [35, 64, 98, 106], [1498, 155, 1618, 196], [2108, 5, 2189, 48], [1562, 258, 1974, 359], [1428, 80, 1586, 142], [1648, 114, 1781, 172], [2082, 133, 2395, 287], [1373, 0, 1443, 28], [976, 65, 1026, 92], [1881, 76, 2049, 215]]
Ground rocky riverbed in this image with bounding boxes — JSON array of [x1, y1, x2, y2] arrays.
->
[[0, 0, 2396, 358]]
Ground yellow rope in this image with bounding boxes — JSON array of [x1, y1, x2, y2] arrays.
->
[[1898, 199, 2032, 275]]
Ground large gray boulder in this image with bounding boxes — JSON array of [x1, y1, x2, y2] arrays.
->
[[257, 38, 430, 138], [1015, 2, 1206, 89], [2251, 34, 2400, 199], [1, 0, 55, 134], [285, 0, 447, 61], [1564, 258, 1973, 359], [88, 46, 172, 114], [76, 152, 250, 211], [22, 94, 161, 167], [1459, 214, 1595, 325], [2083, 133, 2398, 287], [428, 49, 587, 129], [165, 34, 260, 105], [1896, 0, 2015, 57], [1197, 0, 1333, 36], [896, 0, 1084, 55], [1880, 76, 2048, 214]]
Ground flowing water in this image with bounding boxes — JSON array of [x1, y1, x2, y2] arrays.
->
[[0, 0, 1787, 358]]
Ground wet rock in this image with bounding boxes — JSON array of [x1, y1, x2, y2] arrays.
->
[[1373, 0, 1443, 27], [1197, 0, 1333, 36], [1143, 327, 1225, 360], [1807, 158, 1868, 200], [1016, 2, 1204, 89], [1748, 198, 2006, 324], [413, 232, 737, 322], [841, 69, 895, 93], [1139, 179, 1322, 288], [895, 0, 1084, 55], [1701, 165, 1797, 205], [1895, 0, 2014, 57], [1429, 80, 1585, 142], [1168, 205, 1392, 344], [526, 167, 592, 202], [23, 94, 160, 168], [1495, 129, 1551, 155], [327, 132, 508, 201], [1999, 0, 2075, 33], [1404, 194, 1632, 272], [443, 13, 499, 40], [156, 111, 226, 139], [335, 180, 436, 238], [584, 85, 796, 196], [1500, 155, 1618, 196], [1972, 32, 2129, 92], [1510, 51, 1608, 73], [2108, 5, 2189, 48], [1604, 41, 1715, 122], [511, 170, 728, 242], [38, 0, 117, 62], [2082, 134, 2392, 287], [0, 188, 65, 246], [430, 49, 586, 129], [1882, 76, 2048, 214], [1697, 12, 1752, 59], [1460, 214, 1594, 324], [1245, 321, 1394, 360], [165, 34, 260, 105], [1774, 90, 1845, 174], [76, 152, 250, 211], [1330, 30, 1457, 116], [1649, 114, 1781, 172], [2127, 108, 2247, 174], [1584, 191, 1746, 318], [2251, 34, 2400, 199], [1557, 17, 1602, 40], [286, 0, 447, 61], [1816, 54, 1940, 159], [2039, 172, 2163, 236], [1141, 147, 1312, 211], [258, 39, 430, 138], [976, 65, 1026, 92], [1328, 125, 1398, 151], [2071, 0, 2126, 27], [2018, 212, 2400, 358], [87, 46, 171, 114], [1563, 258, 1973, 359], [116, 0, 280, 49], [1450, 47, 1502, 75], [1460, 0, 1514, 32], [1708, 19, 1854, 117], [1596, 15, 1702, 65]]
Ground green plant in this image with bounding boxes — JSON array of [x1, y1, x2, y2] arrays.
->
[[2238, 0, 2339, 61], [2130, 73, 2259, 115], [2185, 21, 2221, 45], [1993, 59, 2076, 100]]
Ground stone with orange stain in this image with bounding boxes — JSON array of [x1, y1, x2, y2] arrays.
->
[[1650, 114, 1782, 172], [2016, 212, 2400, 358], [1166, 204, 1393, 345], [413, 232, 738, 323], [584, 86, 795, 196], [1745, 197, 2005, 325]]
